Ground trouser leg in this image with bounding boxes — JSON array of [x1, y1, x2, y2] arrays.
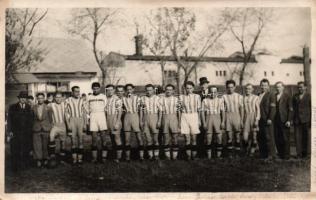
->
[[295, 124, 303, 158], [33, 132, 43, 161]]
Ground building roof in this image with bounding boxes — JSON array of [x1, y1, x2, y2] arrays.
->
[[280, 55, 304, 64], [18, 37, 101, 74], [125, 54, 257, 63]]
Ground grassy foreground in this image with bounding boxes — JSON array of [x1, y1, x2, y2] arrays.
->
[[5, 157, 310, 193]]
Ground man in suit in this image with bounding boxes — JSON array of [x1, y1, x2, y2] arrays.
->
[[199, 77, 210, 101], [32, 93, 53, 168], [258, 79, 277, 159], [197, 77, 210, 158], [274, 81, 293, 159], [293, 81, 311, 158], [7, 91, 33, 172]]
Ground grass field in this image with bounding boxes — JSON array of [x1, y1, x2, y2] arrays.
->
[[5, 157, 310, 193]]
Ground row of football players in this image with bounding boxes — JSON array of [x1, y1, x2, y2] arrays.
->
[[45, 79, 264, 165]]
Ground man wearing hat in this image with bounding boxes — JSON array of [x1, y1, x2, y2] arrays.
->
[[198, 77, 210, 158], [7, 91, 33, 172], [199, 77, 210, 101]]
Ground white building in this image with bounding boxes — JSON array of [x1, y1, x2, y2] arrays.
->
[[12, 38, 101, 97], [8, 36, 304, 105]]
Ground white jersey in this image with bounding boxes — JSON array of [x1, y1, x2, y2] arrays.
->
[[140, 95, 161, 114], [222, 93, 243, 113], [244, 94, 260, 120], [49, 102, 66, 124], [106, 95, 122, 115], [86, 93, 107, 114], [160, 95, 179, 114], [179, 94, 201, 113], [201, 97, 225, 115], [65, 97, 85, 118]]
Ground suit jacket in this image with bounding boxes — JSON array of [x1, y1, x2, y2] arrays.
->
[[275, 92, 293, 123], [7, 102, 33, 134], [198, 89, 209, 102], [259, 91, 276, 122], [32, 104, 53, 132], [293, 93, 311, 124]]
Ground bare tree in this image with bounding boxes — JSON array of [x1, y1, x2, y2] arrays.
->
[[138, 12, 169, 87], [102, 52, 125, 85], [223, 8, 273, 86], [143, 8, 232, 92], [67, 8, 119, 86], [5, 8, 48, 83]]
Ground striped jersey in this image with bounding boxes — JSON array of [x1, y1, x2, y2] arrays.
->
[[49, 102, 66, 124], [222, 93, 243, 113], [65, 97, 85, 118], [201, 97, 225, 115], [122, 94, 140, 114], [179, 94, 201, 113], [86, 93, 107, 113], [106, 95, 122, 115], [140, 95, 161, 114], [244, 94, 260, 120], [160, 95, 180, 114]]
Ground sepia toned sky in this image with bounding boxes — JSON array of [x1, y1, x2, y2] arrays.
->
[[31, 7, 311, 59]]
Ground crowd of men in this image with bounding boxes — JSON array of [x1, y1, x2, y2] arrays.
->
[[6, 77, 311, 172]]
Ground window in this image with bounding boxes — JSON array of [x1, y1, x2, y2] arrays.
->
[[216, 71, 218, 76], [264, 71, 267, 77], [164, 70, 178, 85], [300, 71, 303, 76], [271, 71, 274, 76], [223, 70, 226, 76], [286, 73, 290, 77], [219, 71, 222, 76]]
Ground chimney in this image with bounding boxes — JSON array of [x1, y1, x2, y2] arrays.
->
[[134, 34, 143, 56]]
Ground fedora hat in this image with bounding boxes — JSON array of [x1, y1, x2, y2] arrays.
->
[[17, 91, 28, 98], [199, 77, 209, 85]]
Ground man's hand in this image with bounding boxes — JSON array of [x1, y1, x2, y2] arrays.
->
[[220, 122, 225, 130], [266, 119, 272, 126], [285, 121, 291, 128], [140, 122, 144, 131], [114, 122, 120, 131], [156, 121, 161, 129], [254, 120, 259, 129], [240, 120, 244, 129], [9, 131, 14, 138]]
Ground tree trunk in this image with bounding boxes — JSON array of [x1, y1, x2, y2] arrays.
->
[[176, 65, 181, 94], [160, 61, 165, 87], [101, 71, 106, 87]]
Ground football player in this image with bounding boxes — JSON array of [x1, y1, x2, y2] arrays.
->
[[86, 82, 110, 163], [243, 83, 260, 156], [201, 86, 225, 159], [160, 84, 181, 160], [105, 84, 123, 162], [179, 81, 201, 160], [140, 84, 162, 160], [222, 80, 244, 158]]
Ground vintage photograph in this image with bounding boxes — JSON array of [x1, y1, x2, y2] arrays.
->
[[4, 7, 311, 193]]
